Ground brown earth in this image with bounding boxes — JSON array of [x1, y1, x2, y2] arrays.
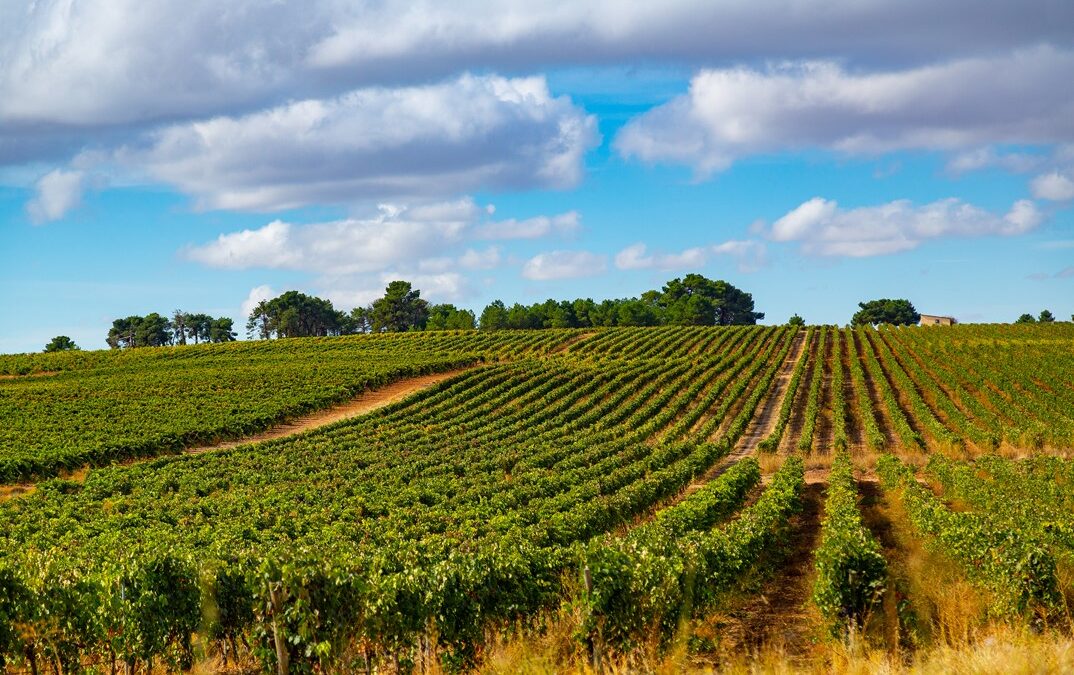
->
[[186, 368, 473, 454], [705, 481, 826, 663], [677, 330, 807, 501], [0, 371, 58, 380], [0, 368, 474, 501]]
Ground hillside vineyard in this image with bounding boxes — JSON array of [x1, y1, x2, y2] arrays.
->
[[0, 324, 1072, 672]]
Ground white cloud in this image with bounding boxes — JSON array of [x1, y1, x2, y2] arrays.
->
[[240, 284, 275, 320], [1031, 171, 1074, 201], [522, 251, 607, 281], [321, 272, 472, 309], [766, 197, 1044, 257], [459, 246, 501, 270], [945, 148, 1043, 174], [184, 203, 471, 273], [26, 169, 84, 222], [616, 48, 1074, 174], [475, 211, 580, 240], [5, 1, 1073, 172], [711, 240, 769, 272], [117, 74, 598, 211], [614, 243, 707, 271], [615, 240, 767, 273]]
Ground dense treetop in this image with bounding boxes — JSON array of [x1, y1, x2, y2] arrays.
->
[[851, 299, 920, 326]]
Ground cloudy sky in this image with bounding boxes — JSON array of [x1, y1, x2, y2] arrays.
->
[[2, 0, 1073, 352]]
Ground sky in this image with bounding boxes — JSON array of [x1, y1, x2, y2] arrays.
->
[[1, 1, 1073, 353]]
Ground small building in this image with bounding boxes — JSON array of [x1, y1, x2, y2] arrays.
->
[[919, 314, 957, 326]]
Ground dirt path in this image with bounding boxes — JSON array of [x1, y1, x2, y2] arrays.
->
[[0, 371, 58, 381], [714, 481, 826, 660], [675, 331, 808, 502], [0, 368, 473, 501], [185, 368, 472, 454], [551, 331, 597, 354]]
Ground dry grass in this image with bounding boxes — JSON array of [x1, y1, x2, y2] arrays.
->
[[475, 625, 1074, 675]]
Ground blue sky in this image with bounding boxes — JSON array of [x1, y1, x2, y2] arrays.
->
[[2, 2, 1073, 353]]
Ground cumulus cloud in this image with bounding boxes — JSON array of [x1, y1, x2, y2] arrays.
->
[[240, 284, 275, 320], [617, 48, 1074, 174], [765, 197, 1044, 257], [311, 1, 1074, 75], [26, 169, 85, 222], [1031, 171, 1074, 201], [184, 203, 472, 273], [711, 240, 769, 272], [118, 74, 597, 211], [475, 211, 580, 240], [522, 251, 607, 281], [946, 148, 1043, 174], [615, 240, 767, 273], [187, 199, 581, 305], [5, 0, 1070, 132], [615, 243, 707, 271]]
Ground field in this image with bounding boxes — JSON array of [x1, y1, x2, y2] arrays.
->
[[1, 324, 1073, 673]]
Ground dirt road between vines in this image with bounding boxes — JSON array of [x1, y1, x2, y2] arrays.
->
[[674, 330, 808, 502], [0, 367, 474, 501], [185, 367, 473, 454]]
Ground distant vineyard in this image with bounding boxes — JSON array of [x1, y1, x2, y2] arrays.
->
[[0, 323, 1071, 672], [0, 330, 576, 482]]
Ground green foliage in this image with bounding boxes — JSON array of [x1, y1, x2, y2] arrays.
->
[[580, 456, 802, 652], [851, 298, 920, 326], [425, 304, 476, 331], [371, 280, 430, 332], [1038, 309, 1055, 323], [43, 335, 79, 352], [1015, 313, 1037, 324], [759, 327, 814, 452], [787, 313, 805, 327], [812, 451, 886, 635], [877, 454, 1061, 618], [246, 291, 348, 339], [478, 274, 763, 329], [0, 331, 571, 482], [796, 327, 828, 451], [0, 326, 795, 670]]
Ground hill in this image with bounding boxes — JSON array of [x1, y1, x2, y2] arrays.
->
[[0, 324, 1072, 673]]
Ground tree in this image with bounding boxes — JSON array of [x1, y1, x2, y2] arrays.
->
[[44, 335, 79, 352], [245, 291, 347, 339], [107, 316, 138, 349], [370, 281, 429, 332], [425, 304, 476, 331], [343, 306, 372, 334], [1038, 309, 1056, 323], [787, 314, 805, 328], [186, 313, 215, 344], [617, 298, 659, 326], [851, 299, 920, 326], [135, 313, 171, 347], [659, 274, 764, 326], [209, 318, 237, 342], [1015, 313, 1037, 324], [479, 300, 509, 330], [246, 300, 272, 339], [171, 310, 188, 345]]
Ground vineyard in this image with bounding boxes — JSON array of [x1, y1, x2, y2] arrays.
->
[[0, 323, 1072, 672]]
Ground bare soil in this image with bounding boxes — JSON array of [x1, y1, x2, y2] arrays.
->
[[678, 331, 807, 501], [184, 368, 473, 454], [710, 481, 826, 661], [551, 332, 597, 354], [0, 368, 473, 500], [0, 371, 58, 380]]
